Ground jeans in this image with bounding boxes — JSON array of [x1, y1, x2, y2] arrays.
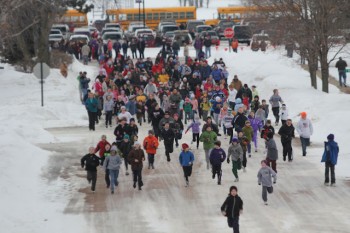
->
[[109, 169, 119, 192], [212, 164, 222, 183], [213, 113, 220, 125], [272, 107, 280, 123], [325, 162, 335, 184], [131, 50, 137, 59], [173, 49, 179, 57], [87, 170, 97, 191], [262, 186, 273, 202], [81, 88, 88, 101], [105, 111, 113, 126], [339, 70, 347, 86], [132, 169, 143, 188], [88, 111, 97, 130], [82, 55, 89, 65], [148, 153, 155, 166], [204, 149, 212, 169], [205, 46, 211, 58], [227, 217, 240, 233], [300, 137, 310, 156]]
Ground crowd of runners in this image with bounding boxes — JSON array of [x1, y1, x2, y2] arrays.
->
[[78, 46, 339, 233]]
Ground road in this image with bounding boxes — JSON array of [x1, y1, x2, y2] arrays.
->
[[38, 120, 350, 233]]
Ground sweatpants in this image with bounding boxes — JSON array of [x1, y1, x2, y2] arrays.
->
[[204, 149, 211, 169], [192, 133, 200, 148], [325, 162, 335, 184], [88, 111, 97, 130], [182, 165, 193, 181], [148, 153, 155, 166], [272, 107, 280, 123], [227, 217, 240, 233], [262, 186, 273, 202], [87, 170, 97, 191], [132, 169, 143, 188], [281, 140, 293, 161], [212, 164, 222, 183], [105, 111, 113, 126]]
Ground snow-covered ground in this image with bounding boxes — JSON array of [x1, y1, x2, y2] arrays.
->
[[1, 43, 350, 232]]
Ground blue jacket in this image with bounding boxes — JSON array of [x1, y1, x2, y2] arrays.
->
[[209, 148, 226, 166], [211, 101, 223, 114], [321, 140, 339, 165], [179, 151, 195, 166], [126, 101, 136, 115], [234, 98, 244, 112], [211, 69, 222, 81], [85, 98, 98, 112], [200, 65, 212, 80], [80, 77, 90, 89]]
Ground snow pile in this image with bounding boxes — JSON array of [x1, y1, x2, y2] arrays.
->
[[206, 45, 350, 177], [0, 60, 89, 232]]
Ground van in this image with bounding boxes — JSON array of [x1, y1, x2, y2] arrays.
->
[[52, 24, 70, 39], [232, 25, 252, 45], [186, 20, 205, 31]]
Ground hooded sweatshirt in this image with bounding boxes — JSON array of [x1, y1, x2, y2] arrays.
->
[[257, 166, 277, 187], [296, 118, 313, 138], [227, 143, 243, 161], [103, 154, 122, 170]]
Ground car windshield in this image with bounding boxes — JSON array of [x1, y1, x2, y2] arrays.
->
[[103, 33, 122, 40], [164, 32, 175, 38], [132, 27, 147, 32], [162, 26, 179, 33], [50, 30, 61, 34], [187, 22, 204, 31], [143, 35, 154, 41], [203, 31, 217, 36], [219, 21, 234, 28], [197, 27, 211, 33], [52, 27, 67, 33], [50, 35, 62, 38]]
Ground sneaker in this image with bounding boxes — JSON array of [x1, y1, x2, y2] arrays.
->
[[185, 181, 189, 187], [249, 154, 251, 158], [133, 183, 136, 188], [138, 186, 142, 190], [288, 159, 293, 162], [283, 157, 286, 161], [234, 178, 239, 182], [264, 202, 268, 205], [255, 149, 258, 152], [167, 156, 171, 162], [324, 182, 330, 186], [106, 185, 110, 189], [109, 124, 112, 127], [212, 173, 215, 179], [217, 181, 221, 185], [105, 125, 108, 128], [125, 171, 129, 176]]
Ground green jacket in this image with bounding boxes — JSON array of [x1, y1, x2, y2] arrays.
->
[[242, 126, 254, 142], [199, 131, 217, 150]]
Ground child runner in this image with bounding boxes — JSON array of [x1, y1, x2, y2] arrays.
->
[[103, 148, 122, 194], [143, 130, 159, 169], [179, 143, 195, 187], [257, 160, 277, 205], [227, 137, 243, 182], [209, 141, 226, 185], [185, 115, 202, 149], [199, 126, 217, 169]]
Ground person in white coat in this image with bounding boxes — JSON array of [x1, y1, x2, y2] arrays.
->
[[280, 104, 289, 125], [228, 85, 237, 111], [296, 112, 313, 156]]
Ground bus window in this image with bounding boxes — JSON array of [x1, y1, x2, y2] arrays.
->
[[186, 12, 194, 18], [64, 16, 70, 22], [179, 12, 185, 19], [72, 16, 79, 22], [119, 14, 126, 20], [173, 12, 178, 19], [147, 13, 152, 20], [80, 16, 86, 22], [166, 12, 172, 19], [127, 14, 133, 20], [160, 13, 166, 19], [153, 13, 159, 20]]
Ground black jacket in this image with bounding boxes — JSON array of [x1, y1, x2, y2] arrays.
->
[[278, 124, 295, 142], [336, 59, 347, 70], [204, 38, 212, 47], [114, 124, 131, 142], [232, 113, 248, 131], [161, 128, 175, 143], [261, 125, 275, 139], [81, 154, 100, 171], [221, 195, 243, 218]]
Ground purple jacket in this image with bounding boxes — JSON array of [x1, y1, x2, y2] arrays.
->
[[187, 121, 201, 134], [248, 116, 263, 132], [209, 148, 226, 166], [194, 39, 203, 50]]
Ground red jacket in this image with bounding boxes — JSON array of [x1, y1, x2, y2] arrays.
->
[[104, 64, 114, 76], [143, 136, 159, 154], [152, 64, 162, 74], [204, 82, 213, 91], [94, 140, 111, 158]]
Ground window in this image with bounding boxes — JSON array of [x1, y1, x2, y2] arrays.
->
[[119, 14, 127, 21], [166, 12, 172, 19], [147, 13, 152, 20], [127, 14, 133, 20], [186, 12, 194, 19], [153, 13, 159, 20], [160, 13, 166, 19], [71, 16, 79, 22], [79, 16, 86, 22], [173, 12, 178, 19], [179, 12, 185, 19]]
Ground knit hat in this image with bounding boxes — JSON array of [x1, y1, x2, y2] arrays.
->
[[111, 145, 118, 151], [148, 130, 154, 135], [300, 112, 307, 118], [232, 137, 239, 143], [123, 134, 130, 140], [134, 141, 141, 146], [182, 143, 189, 150], [327, 134, 334, 141]]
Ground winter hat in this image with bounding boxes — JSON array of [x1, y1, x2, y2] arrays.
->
[[182, 143, 189, 150], [133, 141, 141, 146], [148, 130, 154, 135], [111, 145, 118, 151], [232, 137, 239, 143], [215, 96, 221, 102], [327, 134, 334, 141], [245, 120, 251, 124], [300, 112, 307, 118], [130, 118, 135, 122], [123, 134, 130, 140]]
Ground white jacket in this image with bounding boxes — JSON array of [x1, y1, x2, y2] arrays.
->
[[228, 89, 237, 102], [296, 118, 313, 138], [280, 108, 289, 120]]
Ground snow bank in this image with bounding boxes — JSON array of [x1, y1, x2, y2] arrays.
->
[[0, 60, 90, 232]]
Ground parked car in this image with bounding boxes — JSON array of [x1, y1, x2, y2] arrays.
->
[[251, 33, 270, 45], [135, 28, 156, 38], [49, 34, 64, 43], [142, 34, 156, 47], [125, 25, 148, 41], [73, 28, 91, 39], [105, 23, 121, 29], [195, 25, 212, 35], [101, 27, 121, 36], [50, 29, 63, 36], [160, 25, 179, 37], [102, 32, 123, 44], [172, 30, 193, 46], [186, 20, 205, 31], [232, 25, 252, 45], [200, 30, 220, 46], [214, 20, 235, 39], [69, 35, 90, 44], [52, 24, 70, 39], [164, 31, 175, 46]]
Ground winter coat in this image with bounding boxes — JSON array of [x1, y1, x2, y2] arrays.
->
[[81, 44, 90, 56], [188, 77, 202, 92], [255, 109, 266, 122], [234, 98, 244, 113], [278, 124, 295, 143], [296, 118, 313, 138], [222, 115, 234, 128], [103, 154, 122, 171], [158, 117, 175, 130], [161, 128, 175, 145], [248, 116, 263, 132], [280, 108, 289, 120], [114, 124, 131, 142], [336, 59, 347, 70], [85, 98, 98, 112], [169, 93, 182, 104], [266, 138, 278, 160], [183, 102, 193, 113], [242, 126, 254, 142], [199, 131, 217, 150], [250, 100, 260, 113], [321, 140, 339, 165], [200, 65, 212, 80], [257, 166, 277, 187], [81, 154, 100, 171], [209, 148, 226, 166], [238, 136, 249, 152], [228, 89, 237, 102], [212, 100, 223, 114], [221, 195, 243, 218], [232, 113, 248, 131], [128, 148, 145, 170], [172, 41, 180, 51], [227, 144, 243, 161], [119, 140, 132, 158], [187, 121, 201, 134], [179, 151, 195, 167], [269, 94, 283, 108], [202, 122, 219, 135], [211, 69, 222, 82], [80, 77, 90, 89], [261, 125, 275, 139], [104, 99, 114, 112], [94, 140, 111, 158], [193, 38, 203, 50], [143, 135, 159, 154]]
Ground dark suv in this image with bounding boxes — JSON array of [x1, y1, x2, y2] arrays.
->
[[233, 25, 252, 45], [215, 20, 235, 39]]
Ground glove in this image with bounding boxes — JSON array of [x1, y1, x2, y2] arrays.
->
[[258, 183, 261, 185], [273, 181, 276, 184], [227, 159, 230, 164]]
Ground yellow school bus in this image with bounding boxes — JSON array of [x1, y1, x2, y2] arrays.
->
[[57, 10, 88, 28], [106, 7, 196, 30]]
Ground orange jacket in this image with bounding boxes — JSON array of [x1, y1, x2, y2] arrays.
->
[[143, 135, 159, 154], [231, 41, 239, 49]]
